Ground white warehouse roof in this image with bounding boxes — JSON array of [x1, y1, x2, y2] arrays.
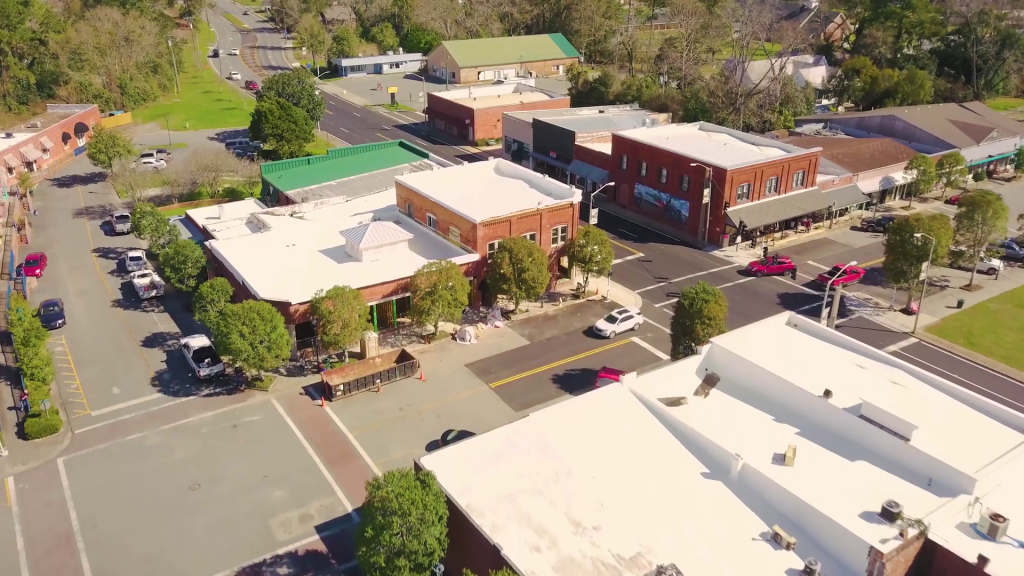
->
[[615, 122, 819, 169]]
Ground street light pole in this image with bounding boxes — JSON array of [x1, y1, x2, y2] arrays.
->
[[167, 37, 181, 94], [690, 162, 714, 246], [912, 233, 935, 334], [819, 260, 858, 325]]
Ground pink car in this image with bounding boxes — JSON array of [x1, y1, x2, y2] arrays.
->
[[816, 264, 865, 289], [595, 366, 627, 388], [22, 252, 47, 278]]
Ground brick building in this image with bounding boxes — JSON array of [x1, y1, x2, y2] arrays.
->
[[425, 34, 579, 85], [1, 104, 100, 190], [426, 83, 568, 144]]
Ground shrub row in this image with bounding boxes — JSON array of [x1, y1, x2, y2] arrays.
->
[[8, 293, 63, 440]]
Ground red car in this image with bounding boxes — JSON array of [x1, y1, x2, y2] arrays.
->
[[22, 252, 47, 277], [816, 264, 865, 289], [244, 80, 259, 90], [595, 366, 627, 388], [746, 255, 795, 277]]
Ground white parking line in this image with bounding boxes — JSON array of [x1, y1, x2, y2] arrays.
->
[[915, 341, 1024, 388], [893, 350, 1024, 410], [309, 389, 381, 477], [882, 337, 918, 353], [207, 523, 358, 576], [57, 459, 94, 576], [271, 398, 356, 518], [774, 275, 819, 294], [87, 393, 165, 417], [806, 261, 829, 270], [644, 318, 671, 333], [75, 396, 197, 433], [7, 477, 29, 576], [613, 254, 643, 264], [636, 263, 740, 293], [717, 277, 756, 289], [632, 337, 670, 360]]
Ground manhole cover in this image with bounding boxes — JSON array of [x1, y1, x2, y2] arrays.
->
[[189, 483, 201, 491]]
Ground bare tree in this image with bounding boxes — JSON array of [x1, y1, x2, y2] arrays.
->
[[110, 160, 154, 205], [655, 0, 722, 87], [192, 149, 246, 198], [162, 162, 201, 204]]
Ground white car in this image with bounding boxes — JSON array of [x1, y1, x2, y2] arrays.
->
[[229, 71, 241, 80], [228, 47, 240, 56], [976, 255, 1004, 276], [593, 307, 644, 338], [123, 250, 147, 272], [134, 157, 166, 170]]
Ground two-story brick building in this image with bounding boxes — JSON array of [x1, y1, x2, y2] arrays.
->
[[606, 123, 852, 247], [1, 104, 100, 190], [426, 82, 568, 144]]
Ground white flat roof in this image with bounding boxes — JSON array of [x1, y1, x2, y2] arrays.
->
[[186, 198, 267, 240], [0, 132, 37, 155], [395, 159, 581, 224], [579, 141, 612, 154], [616, 122, 817, 169], [419, 384, 806, 576], [206, 190, 479, 304], [433, 83, 563, 110]]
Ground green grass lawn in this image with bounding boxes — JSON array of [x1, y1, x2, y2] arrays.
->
[[222, 12, 248, 28], [378, 102, 416, 112], [925, 284, 1024, 372], [305, 136, 332, 155], [133, 20, 254, 131], [986, 97, 1024, 112], [234, 0, 263, 6], [159, 198, 227, 217]]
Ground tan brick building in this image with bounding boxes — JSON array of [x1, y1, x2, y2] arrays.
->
[[426, 83, 569, 144], [1, 104, 101, 190], [425, 34, 580, 85]]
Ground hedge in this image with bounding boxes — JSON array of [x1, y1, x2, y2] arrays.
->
[[24, 410, 63, 440], [8, 293, 64, 440]]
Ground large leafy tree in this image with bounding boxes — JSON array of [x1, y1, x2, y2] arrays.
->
[[368, 22, 400, 53], [935, 152, 968, 199], [883, 213, 954, 308], [565, 225, 613, 295], [329, 26, 361, 59], [903, 154, 936, 208], [193, 277, 234, 330], [308, 285, 370, 360], [256, 67, 324, 124], [130, 202, 179, 255], [954, 189, 1009, 287], [86, 126, 135, 171], [486, 236, 551, 312], [400, 25, 441, 55], [409, 260, 470, 336], [212, 300, 292, 377], [356, 468, 449, 576], [932, 8, 1024, 101], [669, 281, 727, 360], [158, 239, 207, 293], [249, 94, 315, 160]]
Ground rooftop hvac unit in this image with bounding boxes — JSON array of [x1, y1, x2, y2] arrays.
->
[[879, 499, 903, 524], [801, 558, 821, 576], [977, 511, 1010, 541], [771, 525, 797, 551], [650, 564, 683, 576], [25, 121, 41, 128]]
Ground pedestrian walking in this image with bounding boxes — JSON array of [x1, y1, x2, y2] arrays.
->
[[19, 390, 30, 415], [791, 266, 798, 281]]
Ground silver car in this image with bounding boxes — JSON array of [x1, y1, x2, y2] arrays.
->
[[123, 250, 147, 272]]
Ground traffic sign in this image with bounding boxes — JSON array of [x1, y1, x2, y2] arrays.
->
[[387, 86, 398, 94]]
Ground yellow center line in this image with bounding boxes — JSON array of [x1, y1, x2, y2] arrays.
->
[[4, 477, 10, 507], [489, 339, 634, 388], [861, 256, 885, 267], [581, 223, 643, 255]]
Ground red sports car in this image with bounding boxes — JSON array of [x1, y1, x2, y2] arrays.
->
[[595, 366, 627, 388], [746, 255, 795, 277], [946, 194, 962, 205], [244, 80, 259, 91], [816, 264, 865, 289], [22, 252, 47, 277]]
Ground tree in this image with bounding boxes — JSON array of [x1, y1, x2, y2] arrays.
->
[[7, 293, 48, 352], [669, 281, 727, 360], [297, 15, 329, 72], [193, 277, 234, 329], [309, 286, 371, 360], [883, 213, 954, 308], [463, 569, 518, 576], [109, 159, 152, 203], [158, 239, 207, 293], [400, 24, 441, 55], [932, 8, 1024, 101], [17, 345, 55, 387], [903, 154, 936, 208], [212, 300, 292, 377], [1014, 147, 1024, 173], [486, 236, 550, 312], [409, 260, 471, 336], [249, 95, 315, 160], [329, 26, 361, 59], [256, 67, 325, 124], [935, 152, 968, 199], [368, 22, 400, 53], [356, 468, 448, 576], [565, 225, 613, 294], [130, 202, 179, 255], [86, 125, 134, 171], [954, 189, 1009, 287]]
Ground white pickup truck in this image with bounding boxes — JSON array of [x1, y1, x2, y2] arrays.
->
[[180, 334, 225, 380], [130, 269, 165, 299]]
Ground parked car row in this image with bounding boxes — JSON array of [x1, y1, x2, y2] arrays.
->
[[17, 252, 67, 330]]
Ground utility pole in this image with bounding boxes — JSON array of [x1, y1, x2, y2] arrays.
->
[[167, 37, 181, 93], [827, 284, 844, 329]]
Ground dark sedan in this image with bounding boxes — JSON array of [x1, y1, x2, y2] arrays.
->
[[860, 215, 900, 233], [38, 298, 66, 330]]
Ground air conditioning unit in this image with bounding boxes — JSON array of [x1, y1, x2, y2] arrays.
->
[[25, 121, 41, 129], [649, 564, 683, 576], [771, 525, 797, 551], [802, 558, 821, 576], [977, 510, 1010, 541], [879, 499, 903, 524], [3, 132, 13, 138]]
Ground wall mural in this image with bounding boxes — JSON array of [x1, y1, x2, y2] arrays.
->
[[633, 183, 689, 224]]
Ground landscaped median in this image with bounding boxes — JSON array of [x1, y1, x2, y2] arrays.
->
[[222, 12, 248, 29], [7, 293, 63, 440], [925, 283, 1024, 373]]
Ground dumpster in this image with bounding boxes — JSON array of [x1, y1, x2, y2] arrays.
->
[[322, 348, 419, 401]]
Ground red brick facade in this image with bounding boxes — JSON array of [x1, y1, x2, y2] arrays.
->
[[608, 133, 820, 246], [572, 141, 613, 173], [426, 93, 570, 142], [1, 105, 101, 188]]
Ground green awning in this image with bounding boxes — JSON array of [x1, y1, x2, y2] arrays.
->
[[967, 151, 1016, 167]]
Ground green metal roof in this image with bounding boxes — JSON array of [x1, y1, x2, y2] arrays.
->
[[260, 141, 430, 193], [438, 34, 580, 69]]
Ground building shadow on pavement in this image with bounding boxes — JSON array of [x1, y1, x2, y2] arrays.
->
[[234, 515, 360, 576], [47, 171, 108, 189]]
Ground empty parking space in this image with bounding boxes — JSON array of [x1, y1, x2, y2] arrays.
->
[[57, 400, 357, 576], [0, 478, 25, 576]]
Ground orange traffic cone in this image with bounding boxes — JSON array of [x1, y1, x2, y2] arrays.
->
[[418, 371, 425, 381], [321, 397, 325, 407]]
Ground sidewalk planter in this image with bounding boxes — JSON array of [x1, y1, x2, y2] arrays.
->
[[321, 348, 419, 401], [247, 374, 277, 392]]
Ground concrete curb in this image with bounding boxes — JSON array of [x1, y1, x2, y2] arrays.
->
[[0, 406, 74, 478], [913, 331, 1024, 384]]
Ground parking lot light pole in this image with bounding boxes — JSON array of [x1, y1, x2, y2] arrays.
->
[[912, 233, 935, 334], [819, 260, 857, 325], [407, 73, 427, 105]]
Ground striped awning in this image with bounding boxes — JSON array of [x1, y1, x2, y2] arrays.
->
[[3, 154, 17, 168], [20, 146, 43, 162], [39, 136, 54, 150]]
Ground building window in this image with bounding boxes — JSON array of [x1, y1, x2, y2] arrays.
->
[[659, 167, 667, 184], [792, 170, 806, 189], [448, 226, 460, 243], [765, 176, 779, 196], [426, 213, 438, 230], [450, 71, 455, 80], [487, 240, 502, 256], [639, 161, 647, 177], [620, 154, 628, 170], [736, 183, 752, 202], [41, 147, 50, 159], [405, 201, 413, 216], [76, 134, 85, 146], [680, 174, 690, 192], [522, 232, 537, 243], [6, 166, 14, 177], [551, 225, 568, 246]]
